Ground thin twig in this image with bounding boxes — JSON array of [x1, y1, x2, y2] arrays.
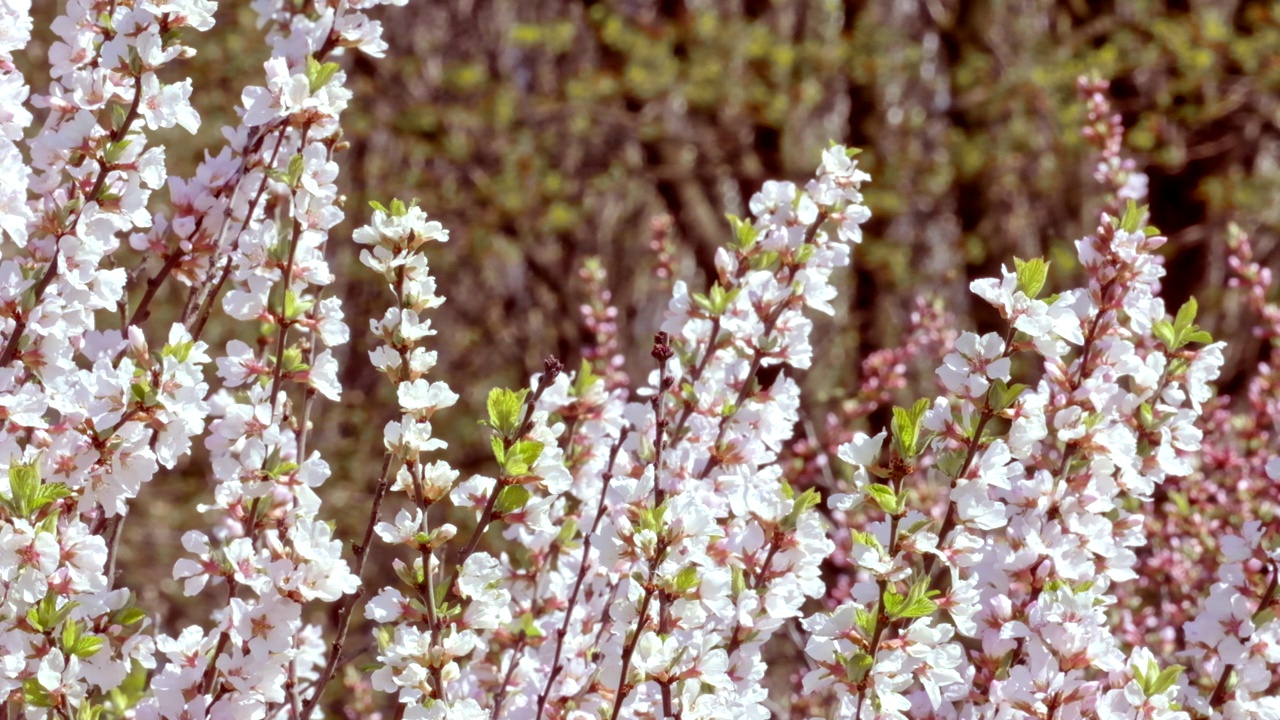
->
[[534, 429, 629, 718], [299, 456, 397, 718]]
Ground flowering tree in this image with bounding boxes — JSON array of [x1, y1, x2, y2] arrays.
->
[[0, 2, 1277, 719]]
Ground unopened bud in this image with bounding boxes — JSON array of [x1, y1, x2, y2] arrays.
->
[[652, 332, 673, 362]]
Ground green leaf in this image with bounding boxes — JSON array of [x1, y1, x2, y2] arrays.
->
[[934, 449, 964, 479], [283, 289, 314, 321], [726, 213, 759, 251], [1173, 296, 1198, 333], [116, 607, 147, 627], [1153, 320, 1177, 350], [504, 440, 544, 476], [885, 579, 938, 619], [841, 651, 874, 684], [572, 359, 599, 397], [161, 339, 194, 363], [898, 596, 938, 618], [554, 518, 579, 547], [305, 55, 341, 93], [1138, 402, 1154, 428], [103, 139, 132, 166], [1159, 298, 1212, 350], [111, 104, 129, 133], [890, 398, 931, 458], [61, 618, 80, 649], [280, 346, 308, 374], [285, 153, 304, 186], [882, 590, 906, 617], [487, 387, 527, 438], [750, 250, 780, 271], [1012, 257, 1049, 299], [709, 283, 726, 312], [989, 379, 1027, 413], [865, 484, 900, 515], [4, 461, 68, 519], [780, 480, 795, 500], [673, 565, 700, 594], [515, 611, 545, 639], [22, 678, 55, 708], [1119, 199, 1144, 233], [6, 461, 40, 518], [69, 634, 105, 659], [494, 485, 531, 514], [29, 592, 79, 635], [693, 282, 738, 316], [1149, 664, 1184, 696], [782, 487, 822, 530], [854, 608, 876, 637], [850, 530, 883, 551], [692, 291, 713, 314]]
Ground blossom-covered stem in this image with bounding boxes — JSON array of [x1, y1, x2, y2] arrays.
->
[[1069, 278, 1117, 396], [411, 463, 447, 700], [201, 580, 241, 695], [652, 333, 673, 504], [492, 633, 528, 720], [673, 214, 829, 449], [649, 335, 675, 715], [610, 554, 664, 719], [180, 121, 278, 323], [4, 66, 150, 364], [455, 361, 561, 564], [301, 454, 397, 718], [268, 130, 312, 412], [1204, 559, 1279, 714], [127, 249, 186, 327], [535, 428, 630, 718], [925, 407, 994, 578], [926, 325, 1017, 581], [857, 465, 909, 714], [188, 126, 288, 341], [669, 316, 720, 438], [994, 279, 1123, 673], [697, 214, 828, 481], [0, 256, 57, 366], [700, 316, 786, 481]]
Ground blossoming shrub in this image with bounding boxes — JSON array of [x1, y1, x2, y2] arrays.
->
[[0, 2, 1277, 719]]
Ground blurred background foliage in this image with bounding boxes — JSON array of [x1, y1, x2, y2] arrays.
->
[[27, 0, 1280, 646]]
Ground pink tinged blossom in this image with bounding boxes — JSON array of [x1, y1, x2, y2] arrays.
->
[[306, 349, 342, 401], [458, 552, 511, 631], [137, 74, 200, 133], [281, 517, 358, 602], [216, 340, 269, 386], [366, 587, 409, 623], [229, 595, 301, 655], [398, 378, 459, 414]]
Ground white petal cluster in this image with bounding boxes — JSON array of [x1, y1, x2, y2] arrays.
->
[[0, 4, 1272, 715]]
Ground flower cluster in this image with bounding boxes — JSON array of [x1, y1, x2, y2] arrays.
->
[[1, 0, 402, 717], [2, 5, 1277, 719]]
